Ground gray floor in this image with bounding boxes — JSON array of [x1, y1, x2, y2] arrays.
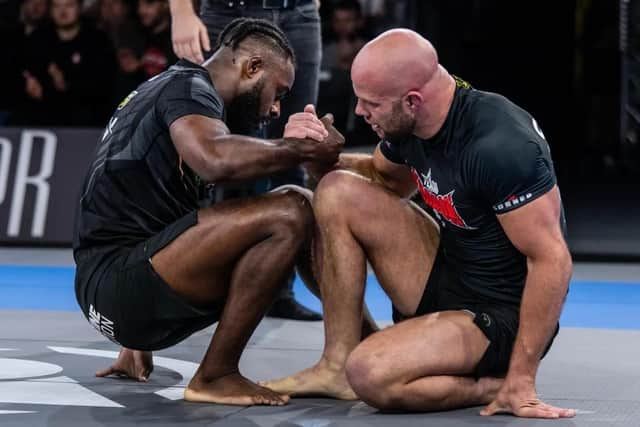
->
[[0, 311, 639, 427], [1, 249, 639, 426]]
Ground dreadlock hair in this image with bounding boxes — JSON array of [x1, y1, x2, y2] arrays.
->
[[216, 18, 296, 66]]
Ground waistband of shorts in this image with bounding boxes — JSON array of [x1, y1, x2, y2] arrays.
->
[[212, 0, 314, 9]]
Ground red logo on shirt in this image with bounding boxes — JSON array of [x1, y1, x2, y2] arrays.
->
[[412, 169, 474, 229]]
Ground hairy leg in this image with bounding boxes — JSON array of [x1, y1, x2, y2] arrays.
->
[[262, 171, 439, 398], [346, 311, 502, 412]]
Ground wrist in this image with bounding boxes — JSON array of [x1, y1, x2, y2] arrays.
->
[[170, 0, 194, 16], [280, 137, 314, 162]]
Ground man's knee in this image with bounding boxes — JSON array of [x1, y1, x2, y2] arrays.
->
[[314, 170, 369, 217], [345, 345, 402, 410], [268, 189, 314, 240]]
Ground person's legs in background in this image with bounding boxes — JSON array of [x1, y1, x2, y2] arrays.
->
[[198, 1, 323, 320], [263, 2, 323, 320]]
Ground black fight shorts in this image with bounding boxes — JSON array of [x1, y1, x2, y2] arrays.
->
[[393, 247, 559, 378], [74, 211, 223, 351]]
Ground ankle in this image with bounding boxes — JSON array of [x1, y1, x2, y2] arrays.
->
[[317, 356, 347, 373], [193, 367, 239, 383]]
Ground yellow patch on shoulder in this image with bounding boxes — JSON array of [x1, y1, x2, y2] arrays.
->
[[117, 90, 138, 110]]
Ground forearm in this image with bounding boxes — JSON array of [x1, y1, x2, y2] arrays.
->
[[338, 153, 415, 197], [304, 153, 384, 189], [336, 153, 380, 180], [192, 135, 310, 182], [509, 249, 572, 378]]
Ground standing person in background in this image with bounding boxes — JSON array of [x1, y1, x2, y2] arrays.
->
[[168, 0, 324, 321], [138, 0, 177, 78], [0, 0, 49, 123], [13, 0, 117, 126], [95, 0, 147, 108]]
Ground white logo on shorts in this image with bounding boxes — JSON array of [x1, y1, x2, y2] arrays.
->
[[88, 304, 117, 342]]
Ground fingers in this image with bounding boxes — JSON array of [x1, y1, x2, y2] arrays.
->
[[479, 400, 506, 416], [534, 403, 576, 418], [304, 104, 316, 115], [95, 366, 116, 378], [481, 399, 576, 419], [188, 36, 203, 63], [518, 405, 561, 419], [320, 113, 334, 127], [286, 113, 329, 140], [199, 23, 211, 53], [284, 125, 328, 142], [172, 27, 204, 63]]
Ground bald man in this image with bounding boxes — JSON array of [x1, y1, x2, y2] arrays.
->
[[262, 29, 575, 419]]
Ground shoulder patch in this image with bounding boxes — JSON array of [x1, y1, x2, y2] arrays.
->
[[117, 90, 138, 111]]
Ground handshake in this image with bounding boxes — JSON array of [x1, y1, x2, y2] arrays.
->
[[283, 104, 345, 167]]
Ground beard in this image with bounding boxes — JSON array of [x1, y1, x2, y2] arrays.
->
[[382, 103, 415, 145], [225, 79, 267, 136]]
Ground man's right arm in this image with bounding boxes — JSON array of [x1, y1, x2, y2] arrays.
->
[[170, 114, 341, 183]]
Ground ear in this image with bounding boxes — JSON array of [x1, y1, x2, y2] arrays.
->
[[242, 56, 263, 79], [405, 91, 423, 110]]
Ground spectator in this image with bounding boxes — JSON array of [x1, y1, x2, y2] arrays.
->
[[13, 0, 117, 126], [0, 0, 49, 123], [318, 0, 376, 146], [21, 0, 49, 35], [322, 0, 366, 71], [138, 0, 176, 78], [96, 0, 146, 107]]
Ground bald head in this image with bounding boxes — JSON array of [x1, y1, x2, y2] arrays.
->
[[351, 29, 456, 141], [352, 29, 440, 98]]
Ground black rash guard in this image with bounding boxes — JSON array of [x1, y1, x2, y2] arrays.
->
[[381, 80, 566, 308]]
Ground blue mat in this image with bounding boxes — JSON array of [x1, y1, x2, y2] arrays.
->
[[0, 265, 638, 330]]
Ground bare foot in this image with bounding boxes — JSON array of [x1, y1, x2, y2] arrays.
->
[[185, 372, 290, 406], [259, 360, 357, 400]]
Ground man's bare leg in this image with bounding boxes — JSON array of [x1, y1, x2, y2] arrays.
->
[[274, 185, 379, 338], [262, 171, 439, 398], [345, 311, 503, 412], [147, 189, 313, 406]]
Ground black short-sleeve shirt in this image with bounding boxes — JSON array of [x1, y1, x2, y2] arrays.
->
[[380, 82, 566, 308], [73, 59, 225, 253]]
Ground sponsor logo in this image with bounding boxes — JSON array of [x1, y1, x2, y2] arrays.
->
[[493, 193, 533, 212], [88, 305, 117, 342], [0, 130, 57, 238], [411, 169, 475, 230]]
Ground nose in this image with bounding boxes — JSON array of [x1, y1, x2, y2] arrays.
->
[[270, 100, 281, 119], [354, 98, 366, 118]]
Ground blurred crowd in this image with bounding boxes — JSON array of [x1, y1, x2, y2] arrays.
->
[[0, 0, 633, 168], [0, 0, 411, 145]]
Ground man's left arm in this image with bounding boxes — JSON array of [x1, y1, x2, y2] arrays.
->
[[481, 186, 575, 419]]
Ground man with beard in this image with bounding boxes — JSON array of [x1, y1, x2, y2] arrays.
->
[[74, 18, 343, 406], [262, 29, 576, 419]]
